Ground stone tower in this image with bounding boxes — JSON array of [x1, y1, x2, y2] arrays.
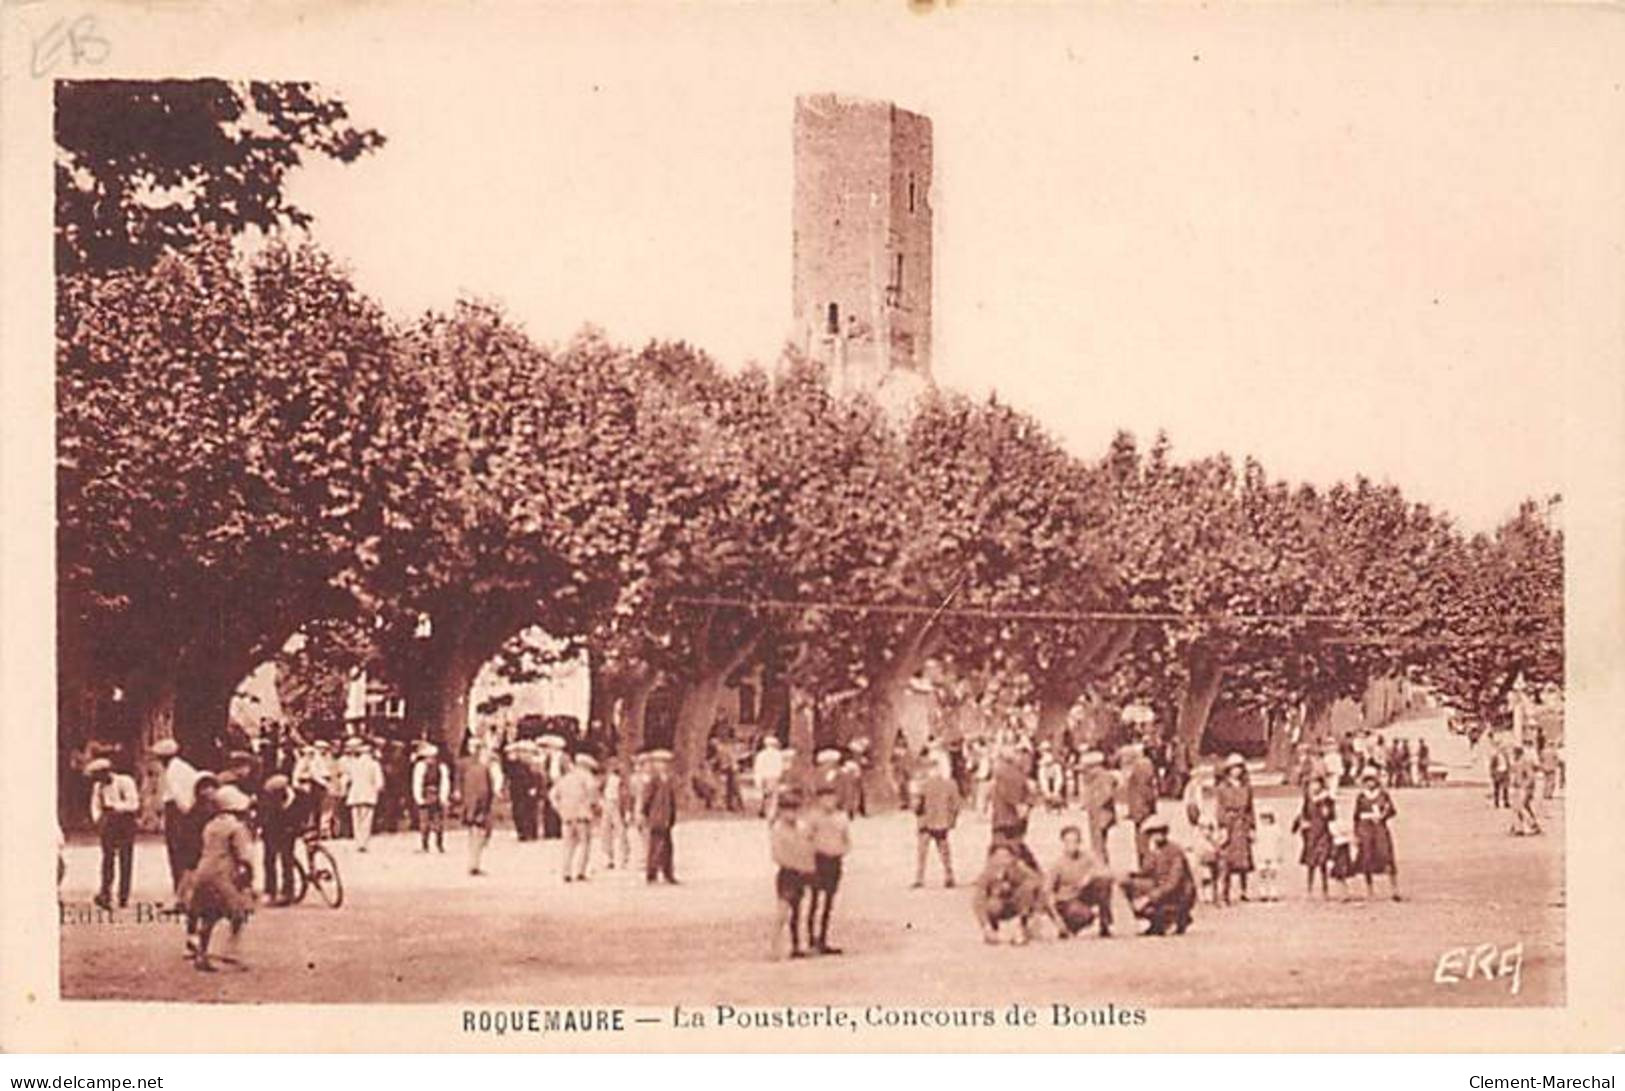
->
[[792, 94, 933, 395]]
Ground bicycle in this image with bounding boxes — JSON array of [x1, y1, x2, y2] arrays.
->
[[288, 828, 345, 908]]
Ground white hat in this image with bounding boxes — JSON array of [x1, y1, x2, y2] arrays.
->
[[645, 748, 674, 762], [763, 736, 781, 748], [84, 757, 112, 776], [573, 753, 599, 770], [816, 748, 841, 764], [149, 739, 179, 758]]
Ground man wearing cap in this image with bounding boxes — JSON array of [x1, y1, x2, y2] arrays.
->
[[1048, 825, 1114, 939], [1119, 742, 1160, 869], [769, 788, 818, 959], [813, 748, 842, 797], [344, 739, 385, 852], [551, 753, 601, 882], [151, 738, 201, 895], [807, 783, 851, 955], [753, 736, 786, 818], [459, 737, 498, 876], [87, 756, 140, 910], [912, 757, 961, 888], [642, 750, 679, 884], [972, 843, 1044, 945], [504, 741, 540, 843], [1078, 751, 1117, 863], [600, 757, 633, 870], [411, 742, 450, 853], [1121, 817, 1197, 936], [989, 750, 1039, 870], [258, 773, 309, 906]]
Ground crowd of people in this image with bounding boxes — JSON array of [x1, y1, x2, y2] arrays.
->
[[1484, 733, 1564, 837], [69, 726, 691, 972], [67, 710, 1560, 975]]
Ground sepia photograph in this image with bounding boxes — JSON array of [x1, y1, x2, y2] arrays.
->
[[4, 0, 1623, 1058]]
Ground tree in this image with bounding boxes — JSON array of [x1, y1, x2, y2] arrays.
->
[[55, 79, 383, 275], [1422, 498, 1563, 728], [779, 390, 1110, 792], [274, 618, 374, 738], [362, 312, 655, 753], [57, 235, 400, 760]]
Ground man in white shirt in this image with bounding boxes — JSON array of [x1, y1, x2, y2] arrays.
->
[[151, 738, 199, 894], [87, 756, 141, 909], [344, 739, 385, 851], [550, 754, 601, 882], [753, 736, 786, 818], [599, 759, 632, 870], [410, 742, 451, 853]]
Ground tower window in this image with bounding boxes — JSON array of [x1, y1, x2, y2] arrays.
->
[[908, 174, 916, 213], [894, 253, 905, 291], [826, 302, 839, 335]]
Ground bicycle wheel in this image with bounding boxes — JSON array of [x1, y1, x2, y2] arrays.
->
[[306, 844, 344, 908], [288, 857, 309, 904]]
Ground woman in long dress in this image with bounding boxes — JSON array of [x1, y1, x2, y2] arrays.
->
[[1292, 776, 1336, 898], [1214, 755, 1256, 905], [1352, 770, 1401, 900], [186, 785, 256, 972]]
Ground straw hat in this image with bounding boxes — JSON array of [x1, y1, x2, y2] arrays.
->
[[816, 748, 841, 765], [83, 757, 112, 776], [263, 774, 290, 792], [149, 739, 179, 758], [573, 753, 599, 771]]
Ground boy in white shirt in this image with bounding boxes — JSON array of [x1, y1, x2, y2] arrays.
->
[[1253, 810, 1286, 902]]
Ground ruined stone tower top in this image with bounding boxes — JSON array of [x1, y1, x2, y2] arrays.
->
[[792, 94, 933, 398]]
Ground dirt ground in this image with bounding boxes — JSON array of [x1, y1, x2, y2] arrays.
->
[[59, 782, 1563, 1008]]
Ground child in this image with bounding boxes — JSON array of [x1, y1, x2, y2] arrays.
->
[[1328, 816, 1355, 901], [807, 784, 851, 955], [1191, 818, 1225, 906], [1353, 771, 1402, 900], [1292, 777, 1336, 898], [187, 786, 256, 972], [1253, 811, 1285, 902], [769, 789, 817, 960]]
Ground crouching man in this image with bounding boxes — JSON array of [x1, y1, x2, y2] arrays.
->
[[1048, 825, 1114, 938], [1119, 817, 1196, 936], [972, 844, 1044, 946]]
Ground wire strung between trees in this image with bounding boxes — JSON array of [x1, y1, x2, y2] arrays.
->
[[666, 594, 1561, 638]]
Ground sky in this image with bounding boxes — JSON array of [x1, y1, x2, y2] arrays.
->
[[263, 4, 1618, 533]]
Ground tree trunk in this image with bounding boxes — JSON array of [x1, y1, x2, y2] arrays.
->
[[864, 666, 916, 806], [672, 671, 728, 803], [402, 602, 521, 755], [1175, 652, 1224, 756], [171, 658, 246, 768], [788, 688, 816, 755], [1263, 709, 1297, 773], [1036, 687, 1077, 745], [410, 640, 488, 755], [611, 670, 659, 764]]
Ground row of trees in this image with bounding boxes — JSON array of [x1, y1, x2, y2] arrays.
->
[[57, 235, 1564, 789], [54, 81, 1563, 799]]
